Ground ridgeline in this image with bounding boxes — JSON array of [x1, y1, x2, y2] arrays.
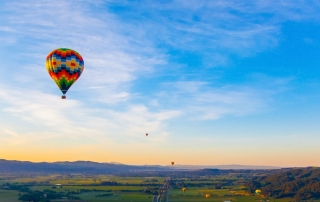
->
[[247, 167, 320, 200]]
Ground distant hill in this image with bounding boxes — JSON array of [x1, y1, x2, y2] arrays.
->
[[173, 164, 280, 170], [0, 159, 167, 174], [0, 159, 281, 175], [247, 167, 320, 201]]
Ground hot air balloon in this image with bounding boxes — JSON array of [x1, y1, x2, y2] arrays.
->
[[205, 194, 210, 198], [171, 162, 174, 165], [255, 189, 261, 195], [46, 48, 84, 99], [146, 133, 148, 136], [182, 188, 186, 192]]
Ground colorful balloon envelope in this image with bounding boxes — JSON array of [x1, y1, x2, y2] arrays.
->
[[171, 162, 174, 165], [255, 189, 262, 195], [46, 48, 84, 99]]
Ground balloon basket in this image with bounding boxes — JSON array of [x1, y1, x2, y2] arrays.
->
[[62, 95, 66, 99]]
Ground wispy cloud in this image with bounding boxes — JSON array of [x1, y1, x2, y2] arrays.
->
[[156, 81, 274, 120], [103, 0, 320, 65], [0, 84, 180, 146], [104, 1, 281, 60]]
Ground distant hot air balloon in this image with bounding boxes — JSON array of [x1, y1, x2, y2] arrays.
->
[[46, 48, 84, 99], [182, 188, 186, 192], [171, 162, 174, 165], [146, 133, 148, 136], [255, 189, 262, 195], [205, 194, 210, 198]]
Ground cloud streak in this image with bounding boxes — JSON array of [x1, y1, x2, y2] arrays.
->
[[0, 84, 180, 146]]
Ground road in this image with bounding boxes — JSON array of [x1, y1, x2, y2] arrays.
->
[[164, 177, 170, 202], [152, 177, 170, 202], [152, 195, 157, 202]]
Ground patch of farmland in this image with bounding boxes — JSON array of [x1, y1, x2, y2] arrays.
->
[[0, 190, 20, 202], [169, 195, 234, 201], [198, 189, 232, 195], [30, 185, 147, 192], [169, 187, 202, 196], [75, 192, 121, 201], [50, 178, 100, 185], [117, 193, 153, 202], [107, 176, 165, 184]]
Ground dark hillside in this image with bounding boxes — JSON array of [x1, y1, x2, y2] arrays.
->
[[247, 167, 320, 201]]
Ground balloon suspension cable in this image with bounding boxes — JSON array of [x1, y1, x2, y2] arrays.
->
[[62, 95, 66, 99]]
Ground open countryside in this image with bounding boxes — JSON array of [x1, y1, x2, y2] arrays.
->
[[1, 0, 320, 201], [0, 162, 319, 202]]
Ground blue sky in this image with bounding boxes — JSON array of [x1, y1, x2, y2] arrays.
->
[[0, 0, 320, 166]]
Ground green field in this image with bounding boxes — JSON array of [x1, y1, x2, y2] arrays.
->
[[30, 185, 146, 191], [1, 174, 319, 202], [10, 175, 165, 186], [0, 190, 20, 202], [0, 174, 163, 201]]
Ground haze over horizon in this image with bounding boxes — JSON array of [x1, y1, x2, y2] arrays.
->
[[0, 159, 283, 169], [0, 0, 320, 167]]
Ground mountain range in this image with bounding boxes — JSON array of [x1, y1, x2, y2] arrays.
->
[[0, 159, 280, 174]]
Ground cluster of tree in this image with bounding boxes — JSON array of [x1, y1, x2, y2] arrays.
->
[[189, 178, 211, 181], [1, 183, 82, 202], [19, 190, 81, 202], [175, 182, 218, 187], [1, 183, 31, 192], [95, 193, 113, 197], [143, 187, 159, 195], [100, 180, 161, 187], [100, 181, 119, 185], [18, 190, 68, 202], [79, 188, 112, 192], [119, 169, 273, 179], [172, 180, 234, 188], [247, 167, 320, 201], [143, 179, 158, 182]]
